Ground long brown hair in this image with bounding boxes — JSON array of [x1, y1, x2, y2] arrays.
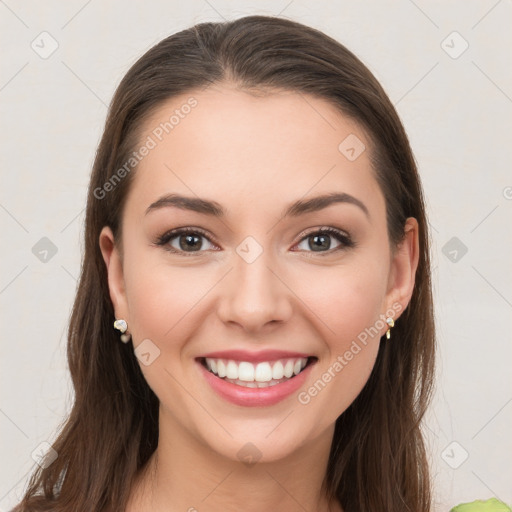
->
[[14, 15, 436, 512]]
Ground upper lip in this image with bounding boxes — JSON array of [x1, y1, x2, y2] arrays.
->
[[196, 350, 315, 363]]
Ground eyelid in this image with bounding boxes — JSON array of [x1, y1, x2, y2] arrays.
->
[[156, 226, 219, 248], [295, 226, 351, 244], [292, 226, 355, 254], [155, 226, 220, 256]]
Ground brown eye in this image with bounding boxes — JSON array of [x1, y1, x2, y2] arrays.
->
[[294, 227, 354, 254], [156, 228, 216, 255]]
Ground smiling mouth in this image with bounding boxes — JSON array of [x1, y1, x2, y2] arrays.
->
[[197, 356, 318, 388]]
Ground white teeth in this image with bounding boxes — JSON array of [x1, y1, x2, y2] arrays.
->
[[255, 362, 272, 382], [283, 360, 294, 378], [238, 362, 255, 382], [272, 361, 284, 380], [203, 356, 310, 384], [223, 377, 289, 388], [226, 360, 238, 379], [217, 360, 226, 378]]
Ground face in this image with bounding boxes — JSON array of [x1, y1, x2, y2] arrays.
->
[[100, 83, 418, 463]]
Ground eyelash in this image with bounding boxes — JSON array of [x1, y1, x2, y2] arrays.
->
[[154, 226, 356, 257]]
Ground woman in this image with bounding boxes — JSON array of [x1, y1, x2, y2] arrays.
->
[[14, 15, 436, 512]]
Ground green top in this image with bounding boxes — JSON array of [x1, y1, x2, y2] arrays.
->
[[450, 498, 512, 511]]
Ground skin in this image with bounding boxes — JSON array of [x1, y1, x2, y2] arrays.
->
[[99, 83, 419, 512]]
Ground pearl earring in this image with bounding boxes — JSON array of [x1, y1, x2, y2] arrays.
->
[[113, 319, 131, 343], [385, 317, 395, 340]]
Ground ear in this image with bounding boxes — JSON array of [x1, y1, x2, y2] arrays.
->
[[99, 226, 129, 321], [383, 217, 420, 321]]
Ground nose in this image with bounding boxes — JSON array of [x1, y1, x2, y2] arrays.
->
[[217, 246, 293, 334]]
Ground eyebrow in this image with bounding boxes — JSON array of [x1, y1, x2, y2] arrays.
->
[[145, 192, 370, 220]]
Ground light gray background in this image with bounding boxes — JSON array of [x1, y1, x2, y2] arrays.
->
[[1, 1, 511, 510]]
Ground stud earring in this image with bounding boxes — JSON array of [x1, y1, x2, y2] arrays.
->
[[113, 319, 131, 343], [385, 317, 395, 340]]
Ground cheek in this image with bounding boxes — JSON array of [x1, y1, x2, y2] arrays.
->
[[293, 258, 387, 347], [121, 256, 217, 407], [123, 253, 217, 344], [292, 261, 385, 415]]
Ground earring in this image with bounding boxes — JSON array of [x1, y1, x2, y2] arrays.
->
[[385, 317, 395, 340], [113, 319, 131, 343]]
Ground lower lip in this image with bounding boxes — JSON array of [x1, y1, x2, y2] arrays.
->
[[196, 359, 316, 407]]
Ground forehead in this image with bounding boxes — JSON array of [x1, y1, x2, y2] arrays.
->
[[126, 84, 384, 221]]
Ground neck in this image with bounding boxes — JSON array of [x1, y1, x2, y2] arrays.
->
[[127, 406, 342, 512]]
